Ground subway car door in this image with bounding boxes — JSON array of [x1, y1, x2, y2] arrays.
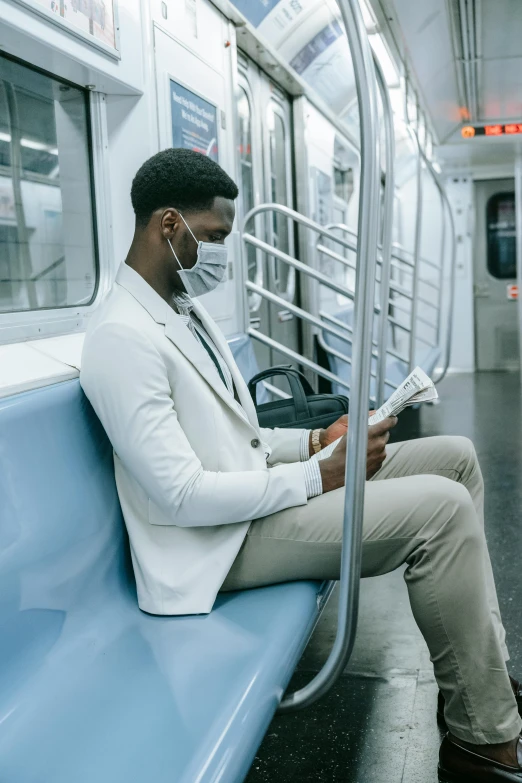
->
[[237, 56, 300, 371], [473, 179, 519, 371]]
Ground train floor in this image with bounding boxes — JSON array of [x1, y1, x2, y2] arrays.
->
[[245, 371, 522, 783]]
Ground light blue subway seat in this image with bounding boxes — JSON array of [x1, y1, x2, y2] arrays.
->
[[0, 379, 325, 783]]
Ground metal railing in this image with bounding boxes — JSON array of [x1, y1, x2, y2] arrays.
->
[[404, 83, 457, 384], [238, 0, 457, 717], [373, 53, 395, 407], [279, 0, 381, 713], [243, 213, 379, 403]]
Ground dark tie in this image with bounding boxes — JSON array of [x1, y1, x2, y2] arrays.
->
[[196, 328, 229, 389]]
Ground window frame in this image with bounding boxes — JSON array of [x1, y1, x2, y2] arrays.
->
[[0, 52, 111, 345]]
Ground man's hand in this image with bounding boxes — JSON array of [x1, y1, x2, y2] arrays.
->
[[308, 415, 348, 456], [366, 416, 397, 478], [309, 411, 377, 456], [322, 414, 348, 446], [318, 416, 397, 492]]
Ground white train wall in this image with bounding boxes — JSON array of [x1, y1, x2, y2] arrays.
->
[[0, 0, 481, 382]]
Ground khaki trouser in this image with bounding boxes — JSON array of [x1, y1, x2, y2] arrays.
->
[[221, 436, 522, 745]]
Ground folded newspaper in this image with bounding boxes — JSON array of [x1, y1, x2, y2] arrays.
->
[[368, 366, 438, 425], [314, 367, 438, 462]]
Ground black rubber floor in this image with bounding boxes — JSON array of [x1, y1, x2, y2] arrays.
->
[[245, 372, 522, 783]]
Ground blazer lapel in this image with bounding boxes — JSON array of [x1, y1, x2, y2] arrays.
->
[[191, 300, 260, 430], [116, 263, 259, 430], [164, 308, 258, 429]]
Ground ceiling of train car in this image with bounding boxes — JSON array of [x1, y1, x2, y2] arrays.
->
[[373, 0, 522, 167], [228, 0, 400, 143], [230, 0, 359, 117], [229, 0, 522, 170], [371, 0, 460, 139]]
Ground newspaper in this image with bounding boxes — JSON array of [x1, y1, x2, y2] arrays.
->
[[314, 367, 437, 462], [369, 366, 438, 425]]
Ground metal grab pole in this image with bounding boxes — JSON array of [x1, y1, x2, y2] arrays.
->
[[373, 55, 395, 408], [407, 125, 423, 371], [431, 183, 456, 384], [416, 149, 456, 384], [278, 0, 380, 714], [435, 184, 447, 348], [403, 91, 457, 382], [515, 157, 522, 372]]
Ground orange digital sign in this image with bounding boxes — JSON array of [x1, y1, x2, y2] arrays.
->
[[462, 123, 522, 138]]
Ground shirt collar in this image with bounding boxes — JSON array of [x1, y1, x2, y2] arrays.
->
[[115, 263, 195, 325], [171, 290, 194, 317]]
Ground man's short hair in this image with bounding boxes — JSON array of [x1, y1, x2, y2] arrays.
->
[[131, 148, 239, 226]]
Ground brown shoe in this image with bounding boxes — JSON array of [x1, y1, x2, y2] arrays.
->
[[438, 677, 522, 729], [439, 734, 522, 781]]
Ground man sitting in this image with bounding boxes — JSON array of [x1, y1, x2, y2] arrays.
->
[[81, 148, 522, 781]]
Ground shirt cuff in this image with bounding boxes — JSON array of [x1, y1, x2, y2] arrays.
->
[[303, 457, 323, 498], [299, 429, 312, 461]]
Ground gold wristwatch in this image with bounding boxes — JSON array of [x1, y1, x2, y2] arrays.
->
[[311, 429, 322, 454]]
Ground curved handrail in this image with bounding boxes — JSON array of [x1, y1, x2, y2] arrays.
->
[[278, 0, 380, 713], [404, 83, 457, 383], [415, 153, 456, 384], [243, 203, 361, 255], [373, 54, 395, 407], [435, 178, 446, 348], [404, 123, 423, 372], [243, 231, 381, 313], [427, 167, 456, 385]]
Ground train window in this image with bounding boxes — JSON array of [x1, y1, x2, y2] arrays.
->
[[267, 102, 293, 297], [486, 192, 516, 279], [237, 84, 261, 307], [334, 166, 354, 204], [0, 56, 97, 314], [238, 88, 254, 213]]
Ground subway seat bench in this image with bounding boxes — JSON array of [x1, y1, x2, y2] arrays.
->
[[0, 336, 328, 783]]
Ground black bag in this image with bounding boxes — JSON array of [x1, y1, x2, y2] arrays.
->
[[248, 366, 349, 430]]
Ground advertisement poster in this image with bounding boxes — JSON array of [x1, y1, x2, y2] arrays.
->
[[170, 80, 219, 161], [230, 0, 316, 48], [229, 0, 281, 27], [14, 0, 118, 54]]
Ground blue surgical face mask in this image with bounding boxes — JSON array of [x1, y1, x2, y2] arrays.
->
[[167, 212, 228, 298]]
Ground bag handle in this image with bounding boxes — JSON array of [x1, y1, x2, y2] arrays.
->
[[248, 365, 314, 419]]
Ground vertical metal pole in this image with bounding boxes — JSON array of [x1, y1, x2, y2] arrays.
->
[[407, 127, 422, 371], [374, 56, 395, 408], [514, 157, 522, 370], [431, 176, 457, 384], [403, 81, 456, 383], [279, 0, 380, 712], [435, 181, 446, 347]]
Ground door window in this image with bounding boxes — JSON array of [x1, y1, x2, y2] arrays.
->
[[486, 192, 516, 279], [0, 55, 97, 314], [237, 83, 262, 310], [267, 102, 294, 300]]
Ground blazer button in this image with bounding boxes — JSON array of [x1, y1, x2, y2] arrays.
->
[[251, 438, 260, 448]]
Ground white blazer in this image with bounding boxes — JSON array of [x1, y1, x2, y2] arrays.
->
[[80, 263, 308, 615]]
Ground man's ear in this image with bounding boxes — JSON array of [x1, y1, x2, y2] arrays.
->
[[160, 208, 182, 240]]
